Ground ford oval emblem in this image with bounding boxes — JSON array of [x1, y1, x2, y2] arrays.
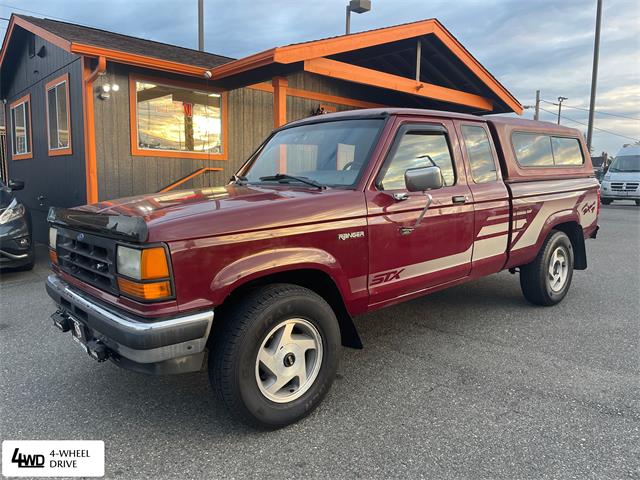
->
[[77, 233, 85, 241]]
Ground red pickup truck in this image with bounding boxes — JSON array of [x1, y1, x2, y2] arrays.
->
[[46, 108, 599, 428]]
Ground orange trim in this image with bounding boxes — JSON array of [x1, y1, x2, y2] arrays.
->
[[82, 56, 105, 204], [9, 94, 33, 161], [287, 87, 383, 109], [158, 167, 223, 192], [247, 82, 275, 94], [71, 43, 211, 78], [129, 74, 228, 161], [273, 77, 288, 128], [45, 73, 73, 157], [0, 15, 72, 69], [247, 82, 384, 109], [211, 18, 522, 114], [304, 58, 493, 111]]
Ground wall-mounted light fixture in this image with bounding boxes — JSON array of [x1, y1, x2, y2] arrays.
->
[[98, 83, 120, 100]]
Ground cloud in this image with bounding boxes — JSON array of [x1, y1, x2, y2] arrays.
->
[[2, 0, 638, 154]]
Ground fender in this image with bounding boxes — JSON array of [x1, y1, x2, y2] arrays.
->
[[210, 247, 351, 305], [507, 208, 580, 269]]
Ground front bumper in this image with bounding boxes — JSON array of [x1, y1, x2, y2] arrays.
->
[[45, 274, 214, 374]]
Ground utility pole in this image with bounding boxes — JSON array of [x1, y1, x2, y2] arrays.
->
[[557, 96, 568, 124], [534, 90, 540, 121], [198, 0, 204, 51], [587, 0, 603, 151]]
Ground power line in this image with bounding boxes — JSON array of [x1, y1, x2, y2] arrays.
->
[[541, 98, 640, 121], [0, 3, 71, 22], [539, 107, 640, 142]]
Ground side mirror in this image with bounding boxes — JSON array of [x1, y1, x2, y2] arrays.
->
[[404, 166, 443, 192], [8, 179, 25, 191]]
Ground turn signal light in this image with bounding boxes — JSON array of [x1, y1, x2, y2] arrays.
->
[[117, 277, 172, 301], [49, 249, 58, 264], [141, 247, 170, 279]]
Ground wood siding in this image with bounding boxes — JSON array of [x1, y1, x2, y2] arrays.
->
[[2, 31, 86, 242]]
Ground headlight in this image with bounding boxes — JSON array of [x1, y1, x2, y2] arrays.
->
[[116, 245, 172, 301], [117, 246, 142, 279], [49, 227, 58, 249], [0, 199, 25, 225]]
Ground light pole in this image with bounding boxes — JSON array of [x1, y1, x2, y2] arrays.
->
[[345, 0, 371, 35], [557, 96, 568, 125], [198, 0, 204, 51]]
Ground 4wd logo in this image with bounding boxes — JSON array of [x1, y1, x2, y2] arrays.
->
[[581, 201, 596, 215], [370, 269, 405, 286], [11, 448, 45, 468]]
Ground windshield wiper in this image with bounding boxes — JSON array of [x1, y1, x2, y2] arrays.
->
[[259, 173, 326, 190], [230, 174, 248, 185]]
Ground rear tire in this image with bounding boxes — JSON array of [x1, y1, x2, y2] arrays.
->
[[209, 284, 341, 429], [519, 230, 574, 306], [601, 198, 612, 205]]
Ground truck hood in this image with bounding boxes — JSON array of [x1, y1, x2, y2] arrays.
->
[[604, 171, 640, 182], [79, 185, 366, 242]]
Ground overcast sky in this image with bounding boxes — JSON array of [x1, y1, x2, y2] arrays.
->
[[2, 0, 638, 155]]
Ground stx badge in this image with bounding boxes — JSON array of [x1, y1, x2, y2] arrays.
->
[[370, 269, 405, 286]]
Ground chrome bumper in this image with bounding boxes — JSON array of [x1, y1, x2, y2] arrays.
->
[[45, 274, 214, 371]]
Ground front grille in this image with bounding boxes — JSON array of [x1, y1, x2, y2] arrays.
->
[[56, 228, 119, 294], [611, 182, 638, 191]]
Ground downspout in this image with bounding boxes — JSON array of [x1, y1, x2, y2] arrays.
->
[[82, 55, 106, 204]]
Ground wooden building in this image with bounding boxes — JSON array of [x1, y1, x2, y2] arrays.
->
[[0, 14, 522, 242]]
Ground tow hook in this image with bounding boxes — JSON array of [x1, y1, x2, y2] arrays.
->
[[86, 340, 109, 362], [51, 310, 71, 332]]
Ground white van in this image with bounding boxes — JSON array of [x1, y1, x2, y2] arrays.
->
[[601, 145, 640, 205]]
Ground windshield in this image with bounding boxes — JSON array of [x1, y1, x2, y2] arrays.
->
[[609, 155, 640, 172], [241, 119, 384, 188]]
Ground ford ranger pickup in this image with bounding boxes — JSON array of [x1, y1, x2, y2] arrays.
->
[[46, 108, 600, 428]]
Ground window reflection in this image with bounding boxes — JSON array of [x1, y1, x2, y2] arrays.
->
[[461, 125, 497, 183], [136, 81, 222, 154], [380, 132, 455, 190]]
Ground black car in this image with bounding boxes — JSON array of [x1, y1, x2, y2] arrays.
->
[[0, 179, 34, 271]]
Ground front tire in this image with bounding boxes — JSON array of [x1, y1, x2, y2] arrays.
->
[[209, 284, 341, 429], [519, 230, 574, 306], [601, 198, 612, 205]]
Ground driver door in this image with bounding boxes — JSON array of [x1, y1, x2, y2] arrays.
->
[[365, 119, 474, 307]]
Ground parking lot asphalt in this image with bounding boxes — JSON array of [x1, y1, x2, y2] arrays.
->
[[1, 204, 639, 479]]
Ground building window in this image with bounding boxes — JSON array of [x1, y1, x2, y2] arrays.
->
[[46, 73, 72, 156], [9, 94, 32, 160], [461, 125, 498, 183], [130, 76, 227, 160]]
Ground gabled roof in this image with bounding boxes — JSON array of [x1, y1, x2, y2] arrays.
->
[[212, 18, 522, 115], [0, 14, 234, 76]]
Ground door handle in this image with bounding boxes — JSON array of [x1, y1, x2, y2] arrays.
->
[[452, 195, 467, 204]]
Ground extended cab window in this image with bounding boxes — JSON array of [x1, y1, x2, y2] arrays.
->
[[512, 132, 554, 167], [551, 137, 584, 165], [461, 125, 498, 183], [379, 130, 455, 190]]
